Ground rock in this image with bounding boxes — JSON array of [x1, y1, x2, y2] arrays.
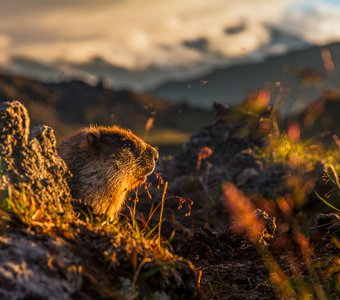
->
[[158, 101, 292, 216], [310, 212, 340, 243], [0, 100, 79, 298], [0, 232, 81, 300], [0, 101, 73, 221], [313, 212, 340, 227], [236, 168, 259, 187], [161, 101, 279, 188]]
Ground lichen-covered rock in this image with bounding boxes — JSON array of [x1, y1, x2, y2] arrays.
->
[[0, 232, 81, 300], [0, 100, 80, 298], [0, 101, 73, 221]]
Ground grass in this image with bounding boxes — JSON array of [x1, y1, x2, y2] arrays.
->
[[0, 166, 198, 298], [263, 132, 340, 172], [314, 169, 340, 213], [76, 180, 197, 298]]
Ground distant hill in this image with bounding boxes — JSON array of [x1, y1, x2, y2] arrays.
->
[[0, 74, 211, 151], [149, 42, 340, 114]]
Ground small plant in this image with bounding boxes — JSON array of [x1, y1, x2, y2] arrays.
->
[[314, 166, 340, 213], [0, 163, 37, 224]]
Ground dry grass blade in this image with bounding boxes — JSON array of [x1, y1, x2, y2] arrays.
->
[[158, 181, 168, 248]]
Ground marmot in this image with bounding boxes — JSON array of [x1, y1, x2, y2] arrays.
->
[[58, 126, 159, 217]]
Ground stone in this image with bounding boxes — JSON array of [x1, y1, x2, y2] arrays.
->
[[0, 101, 73, 221], [0, 232, 81, 300]]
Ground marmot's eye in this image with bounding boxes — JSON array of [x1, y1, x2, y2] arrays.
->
[[122, 140, 135, 150]]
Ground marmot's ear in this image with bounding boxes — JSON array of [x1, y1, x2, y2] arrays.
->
[[87, 132, 100, 146]]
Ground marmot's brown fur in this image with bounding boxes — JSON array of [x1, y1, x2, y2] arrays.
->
[[58, 126, 158, 216]]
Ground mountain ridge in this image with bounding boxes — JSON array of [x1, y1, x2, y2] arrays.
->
[[149, 41, 340, 113]]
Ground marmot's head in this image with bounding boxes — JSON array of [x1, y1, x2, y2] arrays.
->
[[58, 126, 158, 215], [82, 126, 159, 188]]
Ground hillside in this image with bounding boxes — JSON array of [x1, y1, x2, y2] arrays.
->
[[0, 73, 211, 152], [1, 72, 339, 154], [149, 42, 340, 113]]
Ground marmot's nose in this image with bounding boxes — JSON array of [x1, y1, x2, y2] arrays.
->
[[152, 147, 159, 162], [146, 146, 159, 163], [154, 149, 159, 162]]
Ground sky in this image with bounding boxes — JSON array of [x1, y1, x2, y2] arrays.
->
[[0, 0, 340, 89]]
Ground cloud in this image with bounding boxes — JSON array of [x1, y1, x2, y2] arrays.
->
[[278, 2, 340, 44], [0, 35, 10, 48], [1, 0, 340, 88], [0, 34, 10, 64], [0, 0, 297, 68]]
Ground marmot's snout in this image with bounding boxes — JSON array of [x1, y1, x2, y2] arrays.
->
[[146, 146, 159, 163], [143, 145, 159, 171], [134, 145, 158, 184]]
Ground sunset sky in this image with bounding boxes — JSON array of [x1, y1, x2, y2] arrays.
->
[[1, 0, 340, 88]]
